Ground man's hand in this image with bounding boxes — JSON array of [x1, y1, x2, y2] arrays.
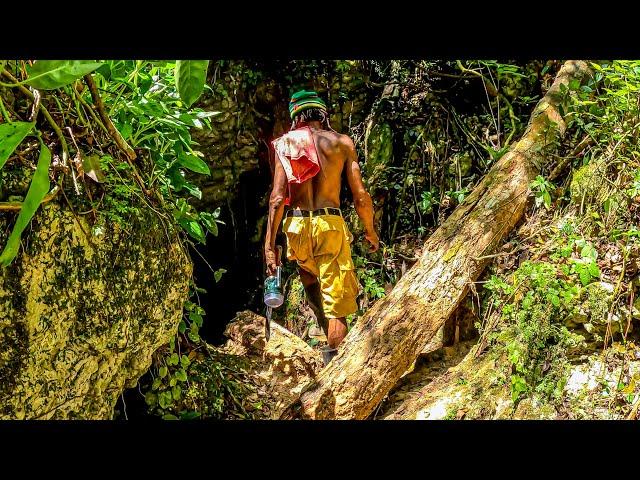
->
[[365, 230, 380, 252], [265, 248, 278, 276]]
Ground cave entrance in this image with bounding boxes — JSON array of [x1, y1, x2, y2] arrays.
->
[[192, 165, 272, 345]]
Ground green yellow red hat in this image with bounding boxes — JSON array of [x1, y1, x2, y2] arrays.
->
[[289, 90, 327, 119]]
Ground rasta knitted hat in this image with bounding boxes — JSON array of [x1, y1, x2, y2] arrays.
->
[[288, 90, 327, 119]]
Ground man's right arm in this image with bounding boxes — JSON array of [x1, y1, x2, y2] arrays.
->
[[344, 136, 379, 252], [264, 155, 287, 275]]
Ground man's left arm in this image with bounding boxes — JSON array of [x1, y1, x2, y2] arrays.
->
[[264, 155, 287, 275]]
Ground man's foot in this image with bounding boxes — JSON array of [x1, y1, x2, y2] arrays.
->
[[308, 325, 327, 341], [320, 346, 338, 366]]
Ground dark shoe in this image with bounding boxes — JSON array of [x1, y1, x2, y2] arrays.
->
[[320, 347, 338, 366]]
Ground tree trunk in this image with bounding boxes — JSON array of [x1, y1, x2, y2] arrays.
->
[[281, 60, 592, 420]]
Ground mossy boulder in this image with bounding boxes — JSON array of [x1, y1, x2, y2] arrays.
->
[[567, 281, 631, 345], [0, 202, 191, 419], [570, 158, 610, 206], [365, 122, 393, 179]]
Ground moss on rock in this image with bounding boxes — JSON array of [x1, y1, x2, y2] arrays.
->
[[0, 202, 191, 419]]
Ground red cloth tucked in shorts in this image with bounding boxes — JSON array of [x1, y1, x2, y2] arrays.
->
[[272, 126, 321, 205]]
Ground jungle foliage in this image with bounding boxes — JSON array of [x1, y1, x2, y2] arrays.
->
[[4, 59, 640, 420], [0, 59, 223, 259], [473, 61, 640, 412]]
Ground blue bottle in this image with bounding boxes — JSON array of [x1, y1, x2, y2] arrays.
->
[[264, 265, 284, 308]]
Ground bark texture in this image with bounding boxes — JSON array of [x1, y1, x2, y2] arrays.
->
[[282, 60, 592, 420]]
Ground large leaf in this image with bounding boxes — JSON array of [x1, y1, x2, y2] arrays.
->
[[200, 212, 219, 236], [178, 154, 210, 175], [175, 60, 209, 108], [0, 142, 51, 267], [0, 122, 35, 170], [25, 60, 104, 90], [178, 218, 206, 243]]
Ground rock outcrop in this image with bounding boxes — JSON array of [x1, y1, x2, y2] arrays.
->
[[0, 203, 191, 419]]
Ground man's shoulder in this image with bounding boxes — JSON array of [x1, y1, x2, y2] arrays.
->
[[319, 130, 354, 148]]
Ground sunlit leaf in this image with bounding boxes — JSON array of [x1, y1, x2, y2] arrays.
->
[[179, 154, 210, 175], [0, 122, 35, 170], [25, 60, 104, 90], [0, 141, 51, 267], [178, 219, 205, 243], [175, 60, 210, 108]]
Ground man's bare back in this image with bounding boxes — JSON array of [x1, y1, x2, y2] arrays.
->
[[264, 119, 379, 277], [287, 128, 349, 211]]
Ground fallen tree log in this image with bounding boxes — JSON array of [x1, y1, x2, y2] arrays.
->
[[281, 60, 592, 420]]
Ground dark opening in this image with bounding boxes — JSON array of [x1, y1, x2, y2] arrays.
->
[[192, 165, 271, 345]]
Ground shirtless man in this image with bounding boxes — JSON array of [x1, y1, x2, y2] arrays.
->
[[264, 90, 379, 365]]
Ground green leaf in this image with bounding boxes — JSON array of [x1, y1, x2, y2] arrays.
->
[[179, 219, 206, 243], [0, 142, 51, 267], [180, 411, 200, 420], [167, 166, 186, 192], [158, 396, 168, 409], [172, 385, 182, 400], [214, 268, 226, 283], [162, 414, 178, 420], [189, 312, 203, 327], [168, 352, 179, 366], [183, 182, 202, 200], [179, 154, 210, 175], [0, 122, 35, 170], [82, 154, 106, 183], [144, 392, 157, 406], [95, 63, 112, 80], [159, 366, 168, 378], [175, 369, 188, 382], [180, 355, 191, 368], [579, 268, 591, 286], [581, 244, 598, 260], [178, 320, 187, 334], [25, 61, 104, 90], [175, 60, 210, 108], [200, 212, 219, 236], [118, 123, 133, 141], [588, 261, 601, 278]]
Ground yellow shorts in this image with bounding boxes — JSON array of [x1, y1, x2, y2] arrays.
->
[[282, 213, 360, 319]]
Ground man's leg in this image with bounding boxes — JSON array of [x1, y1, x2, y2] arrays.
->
[[299, 267, 346, 365], [298, 267, 328, 336], [321, 318, 348, 365], [327, 318, 348, 349]]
